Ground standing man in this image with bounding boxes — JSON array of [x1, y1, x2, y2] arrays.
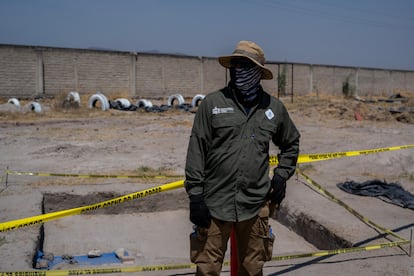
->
[[185, 40, 300, 276]]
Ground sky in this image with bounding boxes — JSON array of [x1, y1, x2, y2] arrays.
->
[[0, 0, 413, 71]]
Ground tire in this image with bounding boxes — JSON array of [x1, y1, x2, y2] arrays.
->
[[66, 91, 81, 104], [159, 104, 171, 112], [88, 93, 109, 111], [137, 99, 153, 108], [27, 102, 42, 113], [7, 98, 20, 107], [191, 94, 205, 107], [115, 98, 131, 109], [167, 94, 185, 106]]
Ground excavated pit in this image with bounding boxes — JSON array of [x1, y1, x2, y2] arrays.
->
[[274, 205, 352, 250], [42, 190, 189, 215], [34, 190, 351, 269]]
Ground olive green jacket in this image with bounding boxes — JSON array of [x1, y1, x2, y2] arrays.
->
[[185, 85, 300, 222]]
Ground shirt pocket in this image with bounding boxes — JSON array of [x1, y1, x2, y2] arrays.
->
[[211, 115, 243, 146], [254, 117, 276, 152]]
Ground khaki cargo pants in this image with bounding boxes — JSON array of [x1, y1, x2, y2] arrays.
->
[[190, 202, 274, 276]]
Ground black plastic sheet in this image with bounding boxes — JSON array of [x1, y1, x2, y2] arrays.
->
[[337, 180, 414, 210]]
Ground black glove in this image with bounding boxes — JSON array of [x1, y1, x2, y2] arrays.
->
[[270, 174, 286, 205], [189, 194, 211, 228]]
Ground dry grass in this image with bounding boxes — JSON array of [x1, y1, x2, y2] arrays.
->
[[284, 92, 414, 124], [1, 92, 413, 124]]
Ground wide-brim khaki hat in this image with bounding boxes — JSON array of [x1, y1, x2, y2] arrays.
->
[[218, 40, 273, 80]]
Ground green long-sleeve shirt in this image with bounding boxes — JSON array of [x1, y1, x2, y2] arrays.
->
[[185, 86, 300, 222]]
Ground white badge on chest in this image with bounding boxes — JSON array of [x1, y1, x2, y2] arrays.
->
[[265, 109, 274, 120]]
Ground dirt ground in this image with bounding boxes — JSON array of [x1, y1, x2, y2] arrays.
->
[[0, 92, 413, 275]]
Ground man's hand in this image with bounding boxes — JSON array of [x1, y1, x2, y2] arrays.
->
[[189, 194, 211, 228], [270, 174, 286, 205]]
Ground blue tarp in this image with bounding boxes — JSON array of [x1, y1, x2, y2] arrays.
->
[[35, 250, 127, 269]]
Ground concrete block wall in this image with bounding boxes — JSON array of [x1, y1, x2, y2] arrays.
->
[[42, 49, 76, 95], [333, 67, 357, 96], [200, 57, 227, 95], [42, 48, 131, 96], [291, 64, 311, 96], [74, 50, 130, 95], [136, 54, 204, 98], [0, 44, 413, 100], [0, 46, 37, 97]]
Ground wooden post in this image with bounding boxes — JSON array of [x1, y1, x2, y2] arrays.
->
[[230, 226, 238, 276]]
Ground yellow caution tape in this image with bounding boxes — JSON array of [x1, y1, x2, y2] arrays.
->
[[0, 264, 194, 275], [297, 169, 408, 242], [2, 144, 413, 233], [4, 170, 184, 179], [4, 144, 413, 178], [270, 144, 414, 165], [1, 144, 413, 274], [0, 238, 410, 275], [0, 180, 184, 233], [271, 239, 409, 261], [1, 174, 411, 275], [268, 170, 412, 262]]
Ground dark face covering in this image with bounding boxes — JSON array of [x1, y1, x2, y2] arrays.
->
[[230, 65, 262, 105]]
